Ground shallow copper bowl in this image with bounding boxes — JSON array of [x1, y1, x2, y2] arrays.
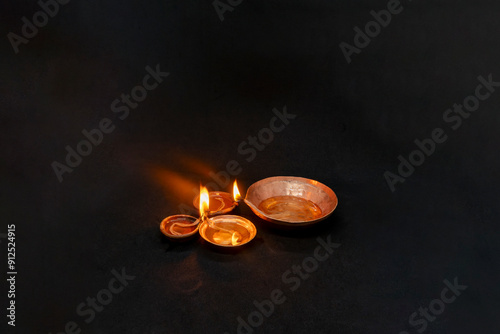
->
[[198, 215, 257, 248], [160, 215, 200, 241], [244, 176, 338, 227]]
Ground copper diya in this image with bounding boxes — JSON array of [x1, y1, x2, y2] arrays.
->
[[160, 215, 200, 240], [198, 215, 256, 248], [244, 176, 338, 227], [197, 185, 256, 248], [192, 191, 237, 216]]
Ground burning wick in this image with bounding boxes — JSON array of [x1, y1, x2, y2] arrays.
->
[[199, 185, 211, 223], [167, 185, 209, 236], [167, 184, 216, 236], [233, 180, 242, 203]]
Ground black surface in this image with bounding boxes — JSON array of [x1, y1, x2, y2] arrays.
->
[[1, 0, 500, 333]]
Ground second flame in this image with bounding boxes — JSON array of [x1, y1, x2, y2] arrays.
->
[[199, 185, 210, 217], [233, 180, 242, 202]]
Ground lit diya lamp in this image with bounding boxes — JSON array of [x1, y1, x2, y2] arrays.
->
[[193, 180, 243, 215], [198, 183, 256, 248]]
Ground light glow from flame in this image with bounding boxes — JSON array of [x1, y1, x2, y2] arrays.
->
[[199, 186, 210, 217], [233, 180, 242, 202], [231, 232, 240, 245]]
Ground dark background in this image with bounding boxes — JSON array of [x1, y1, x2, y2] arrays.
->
[[1, 0, 499, 333]]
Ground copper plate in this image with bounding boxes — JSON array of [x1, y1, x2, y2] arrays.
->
[[244, 176, 338, 227]]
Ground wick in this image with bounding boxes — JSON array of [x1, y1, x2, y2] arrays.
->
[[204, 213, 235, 236]]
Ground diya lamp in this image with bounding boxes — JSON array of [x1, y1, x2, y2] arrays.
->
[[159, 186, 207, 241], [192, 180, 242, 215], [159, 214, 200, 241]]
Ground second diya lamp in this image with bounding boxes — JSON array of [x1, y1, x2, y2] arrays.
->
[[192, 181, 243, 216]]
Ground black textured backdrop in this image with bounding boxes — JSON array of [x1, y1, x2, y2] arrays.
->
[[1, 0, 500, 333]]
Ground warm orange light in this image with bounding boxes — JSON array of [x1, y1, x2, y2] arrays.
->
[[199, 186, 210, 217], [233, 180, 242, 202], [231, 232, 240, 245]]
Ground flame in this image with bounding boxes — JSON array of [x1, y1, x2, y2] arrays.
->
[[233, 180, 242, 202], [231, 232, 240, 245], [199, 186, 210, 217]]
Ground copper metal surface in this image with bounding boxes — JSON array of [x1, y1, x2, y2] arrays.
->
[[198, 215, 257, 248], [160, 214, 200, 240], [244, 176, 338, 226], [193, 191, 237, 216]]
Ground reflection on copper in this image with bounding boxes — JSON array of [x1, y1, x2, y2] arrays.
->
[[198, 215, 256, 248], [231, 232, 240, 245]]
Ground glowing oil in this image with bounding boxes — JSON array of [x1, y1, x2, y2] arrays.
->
[[258, 196, 322, 222], [204, 221, 251, 246]]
